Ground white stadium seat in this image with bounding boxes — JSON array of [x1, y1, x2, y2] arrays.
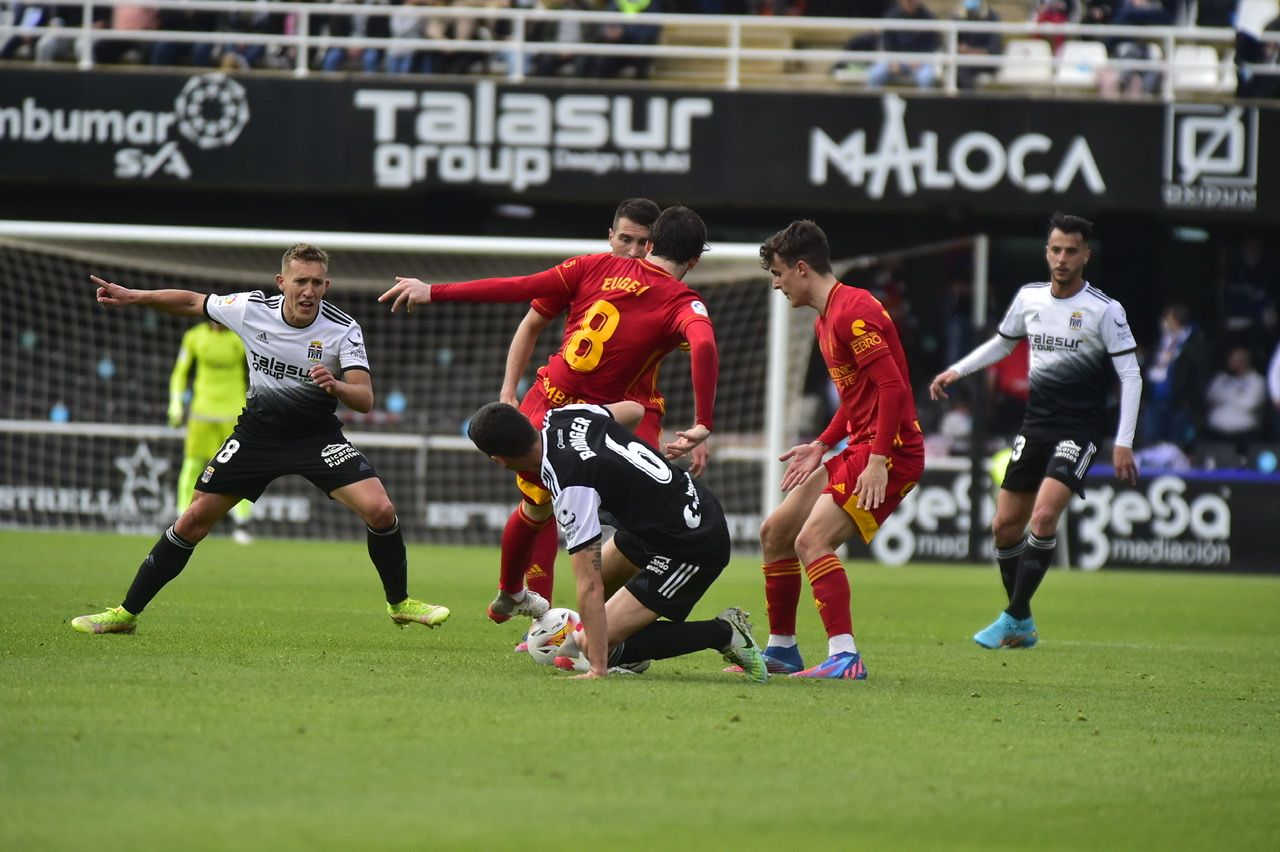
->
[[1173, 44, 1221, 91], [997, 39, 1053, 86], [1055, 40, 1109, 88]]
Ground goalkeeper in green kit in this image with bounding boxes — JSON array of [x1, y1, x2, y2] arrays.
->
[[169, 319, 254, 544]]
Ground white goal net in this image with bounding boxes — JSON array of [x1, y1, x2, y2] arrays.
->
[[0, 221, 824, 547]]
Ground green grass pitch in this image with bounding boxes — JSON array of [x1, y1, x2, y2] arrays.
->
[[2, 529, 1278, 851]]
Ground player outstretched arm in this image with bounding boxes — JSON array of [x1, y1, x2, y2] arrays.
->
[[379, 266, 569, 314], [1110, 352, 1142, 484], [91, 275, 206, 317], [930, 334, 1019, 400], [663, 320, 718, 461], [569, 539, 609, 679], [502, 309, 555, 405]]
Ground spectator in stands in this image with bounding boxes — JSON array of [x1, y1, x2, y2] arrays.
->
[[868, 0, 941, 88], [385, 0, 429, 73], [151, 1, 218, 67], [580, 0, 663, 79], [527, 0, 587, 77], [1223, 235, 1278, 359], [1204, 345, 1268, 454], [1196, 0, 1238, 27], [1237, 14, 1280, 98], [1141, 303, 1212, 450], [1033, 0, 1070, 53], [1108, 0, 1176, 26], [216, 0, 287, 70], [319, 0, 392, 72], [93, 2, 159, 65], [953, 0, 1001, 89], [0, 3, 108, 64]]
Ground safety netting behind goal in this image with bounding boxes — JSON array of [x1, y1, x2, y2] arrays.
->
[[1, 227, 818, 547]]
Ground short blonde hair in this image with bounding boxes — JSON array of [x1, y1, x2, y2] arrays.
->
[[281, 243, 329, 273]]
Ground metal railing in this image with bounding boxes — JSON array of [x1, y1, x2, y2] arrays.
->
[[2, 1, 1279, 100]]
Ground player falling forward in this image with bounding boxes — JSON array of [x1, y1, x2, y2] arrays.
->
[[71, 244, 449, 635], [381, 205, 718, 629], [495, 198, 709, 625], [168, 318, 254, 544], [749, 220, 926, 680], [930, 212, 1140, 649], [467, 401, 767, 682]]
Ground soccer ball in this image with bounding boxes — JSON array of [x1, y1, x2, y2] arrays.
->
[[526, 608, 581, 666]]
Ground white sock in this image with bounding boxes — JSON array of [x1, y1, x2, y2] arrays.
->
[[829, 634, 857, 656], [767, 634, 797, 649], [509, 588, 527, 603]]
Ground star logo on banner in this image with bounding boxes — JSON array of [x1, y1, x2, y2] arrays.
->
[[114, 442, 170, 499]]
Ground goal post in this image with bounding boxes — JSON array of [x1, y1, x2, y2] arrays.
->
[[0, 219, 806, 545]]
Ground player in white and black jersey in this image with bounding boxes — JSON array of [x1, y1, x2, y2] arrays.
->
[[930, 213, 1142, 650], [70, 244, 450, 636], [466, 401, 767, 682]]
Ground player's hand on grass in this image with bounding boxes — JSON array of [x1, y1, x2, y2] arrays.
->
[[853, 454, 889, 510], [1113, 445, 1138, 485], [664, 424, 710, 461], [91, 275, 133, 307], [379, 277, 432, 314], [929, 369, 960, 401], [779, 442, 824, 492]]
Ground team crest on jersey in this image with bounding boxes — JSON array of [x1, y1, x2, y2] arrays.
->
[[307, 340, 324, 361], [200, 465, 215, 483], [1069, 311, 1084, 330], [691, 300, 708, 317]]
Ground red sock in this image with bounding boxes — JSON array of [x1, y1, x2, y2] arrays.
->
[[805, 554, 854, 639], [524, 521, 558, 602], [499, 503, 551, 594], [762, 558, 802, 635]]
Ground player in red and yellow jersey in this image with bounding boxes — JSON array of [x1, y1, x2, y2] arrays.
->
[[750, 220, 925, 681], [381, 206, 718, 628]]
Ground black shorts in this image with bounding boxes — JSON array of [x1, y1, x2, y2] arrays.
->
[[195, 426, 380, 501], [612, 525, 730, 622], [1001, 432, 1099, 497]]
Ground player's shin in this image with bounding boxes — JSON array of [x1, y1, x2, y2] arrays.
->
[[611, 620, 730, 664], [805, 554, 855, 647], [996, 536, 1028, 602], [524, 522, 558, 601], [121, 525, 198, 615], [500, 503, 551, 594], [762, 558, 802, 638], [1007, 533, 1055, 620], [367, 517, 408, 604]]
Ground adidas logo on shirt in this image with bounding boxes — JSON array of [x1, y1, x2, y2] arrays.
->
[[255, 332, 269, 342]]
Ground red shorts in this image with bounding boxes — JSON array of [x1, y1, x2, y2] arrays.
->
[[514, 383, 663, 505], [823, 442, 924, 543]]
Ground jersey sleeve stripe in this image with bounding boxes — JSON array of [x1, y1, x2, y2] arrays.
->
[[320, 303, 355, 325], [200, 294, 212, 320], [341, 364, 371, 374], [998, 330, 1025, 340], [1109, 347, 1138, 356]]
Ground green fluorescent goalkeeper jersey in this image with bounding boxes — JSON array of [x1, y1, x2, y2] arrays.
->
[[170, 323, 248, 421]]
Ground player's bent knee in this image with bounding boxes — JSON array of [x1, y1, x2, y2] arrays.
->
[[363, 500, 397, 530], [759, 513, 795, 557]]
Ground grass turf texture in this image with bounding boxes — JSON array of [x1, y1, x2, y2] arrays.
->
[[2, 530, 1277, 851]]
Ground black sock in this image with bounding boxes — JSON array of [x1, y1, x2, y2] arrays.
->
[[996, 537, 1028, 602], [121, 526, 197, 615], [1006, 533, 1055, 621], [367, 517, 408, 604], [610, 619, 733, 665]]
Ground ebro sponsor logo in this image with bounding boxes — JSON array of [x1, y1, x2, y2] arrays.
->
[[810, 94, 1105, 198], [354, 81, 713, 190], [0, 73, 249, 181]]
